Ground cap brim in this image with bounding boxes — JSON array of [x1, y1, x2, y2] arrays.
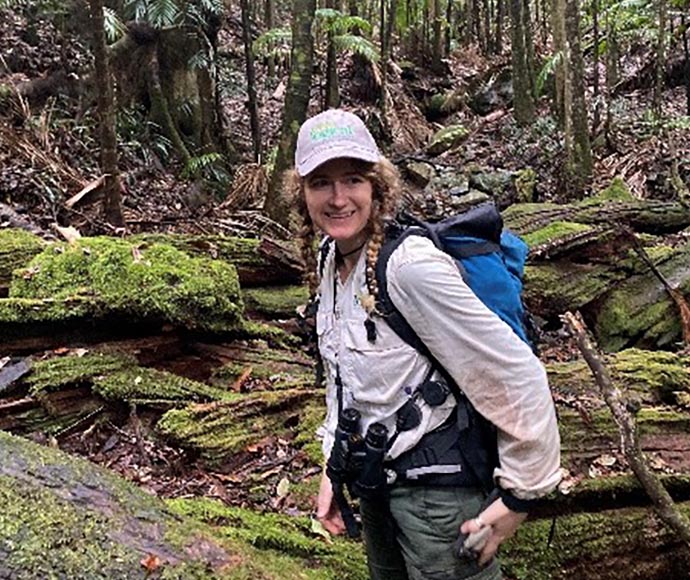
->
[[297, 144, 380, 177]]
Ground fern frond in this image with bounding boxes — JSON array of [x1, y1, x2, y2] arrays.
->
[[253, 27, 292, 58], [333, 34, 379, 63], [315, 7, 342, 23], [332, 15, 372, 35], [182, 152, 224, 179], [148, 0, 180, 28], [199, 0, 223, 14], [535, 51, 562, 97], [103, 7, 126, 43]]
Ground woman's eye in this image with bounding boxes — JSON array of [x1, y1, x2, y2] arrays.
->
[[309, 179, 330, 189], [345, 175, 364, 185]]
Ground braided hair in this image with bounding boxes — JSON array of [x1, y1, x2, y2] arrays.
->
[[289, 157, 402, 313]]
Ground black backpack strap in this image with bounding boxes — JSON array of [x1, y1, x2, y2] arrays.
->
[[318, 236, 334, 280]]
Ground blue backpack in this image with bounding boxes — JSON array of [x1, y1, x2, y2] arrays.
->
[[374, 201, 532, 351]]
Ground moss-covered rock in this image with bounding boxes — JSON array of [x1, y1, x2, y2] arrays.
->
[[427, 124, 469, 156], [581, 176, 635, 205], [8, 237, 244, 332]]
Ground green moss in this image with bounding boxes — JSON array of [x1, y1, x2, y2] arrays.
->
[[157, 389, 316, 463], [521, 220, 593, 247], [293, 400, 327, 466], [582, 177, 635, 205], [9, 237, 244, 332], [0, 295, 103, 324], [26, 352, 229, 405], [0, 228, 46, 284], [242, 285, 309, 319], [514, 168, 536, 203], [594, 243, 690, 351], [239, 320, 301, 347], [167, 498, 368, 580], [427, 124, 469, 155]]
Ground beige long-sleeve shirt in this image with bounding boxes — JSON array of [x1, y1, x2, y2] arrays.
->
[[316, 234, 561, 501]]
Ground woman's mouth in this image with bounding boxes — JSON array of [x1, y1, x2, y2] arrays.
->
[[326, 211, 355, 220]]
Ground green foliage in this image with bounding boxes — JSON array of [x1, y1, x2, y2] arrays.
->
[[312, 8, 379, 64], [333, 35, 379, 63], [181, 152, 224, 179], [121, 0, 222, 30], [253, 26, 292, 61], [103, 7, 126, 43], [535, 51, 562, 98]]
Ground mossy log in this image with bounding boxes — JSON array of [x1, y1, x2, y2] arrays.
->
[[0, 430, 369, 580], [2, 426, 689, 580], [0, 236, 245, 347], [242, 285, 309, 319], [132, 234, 304, 287], [503, 199, 690, 237], [0, 228, 46, 292]]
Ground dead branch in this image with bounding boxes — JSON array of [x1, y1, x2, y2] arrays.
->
[[563, 311, 690, 546]]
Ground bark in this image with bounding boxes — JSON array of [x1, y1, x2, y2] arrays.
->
[[88, 0, 124, 227], [550, 0, 566, 124], [265, 0, 276, 77], [592, 0, 601, 130], [265, 0, 316, 227], [684, 14, 690, 115], [495, 0, 505, 53], [241, 0, 263, 162], [325, 0, 341, 108], [510, 0, 535, 125], [653, 0, 667, 116], [564, 0, 592, 197], [431, 0, 444, 71]]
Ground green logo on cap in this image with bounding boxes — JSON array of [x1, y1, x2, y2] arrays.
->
[[310, 123, 354, 142]]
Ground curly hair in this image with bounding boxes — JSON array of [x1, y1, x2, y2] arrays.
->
[[288, 157, 402, 311]]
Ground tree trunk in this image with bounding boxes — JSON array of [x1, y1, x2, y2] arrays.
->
[[564, 0, 592, 197], [241, 0, 263, 162], [495, 0, 504, 53], [265, 0, 276, 78], [550, 0, 566, 124], [592, 0, 601, 130], [653, 0, 667, 117], [88, 0, 124, 227], [431, 0, 444, 71], [325, 0, 341, 108], [264, 0, 316, 227], [680, 14, 690, 116], [510, 0, 535, 125]]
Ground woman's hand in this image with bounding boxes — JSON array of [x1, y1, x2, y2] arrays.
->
[[316, 470, 346, 535], [459, 497, 528, 566]]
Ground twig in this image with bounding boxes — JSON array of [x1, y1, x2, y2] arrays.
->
[[563, 311, 690, 546]]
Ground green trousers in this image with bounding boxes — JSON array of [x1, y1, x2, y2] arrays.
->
[[359, 486, 502, 580]]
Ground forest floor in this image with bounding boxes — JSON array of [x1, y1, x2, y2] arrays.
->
[[1, 5, 690, 530]]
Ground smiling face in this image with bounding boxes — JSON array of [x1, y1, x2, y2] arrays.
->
[[303, 157, 374, 254]]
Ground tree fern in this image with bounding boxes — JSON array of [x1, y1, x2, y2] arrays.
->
[[333, 34, 379, 63], [253, 27, 292, 59]]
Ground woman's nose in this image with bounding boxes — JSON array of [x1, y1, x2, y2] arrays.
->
[[330, 181, 348, 205]]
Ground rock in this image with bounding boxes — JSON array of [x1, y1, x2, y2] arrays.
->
[[405, 161, 437, 187], [426, 125, 469, 156]]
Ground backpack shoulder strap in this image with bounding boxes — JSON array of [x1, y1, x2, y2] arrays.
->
[[375, 225, 430, 355]]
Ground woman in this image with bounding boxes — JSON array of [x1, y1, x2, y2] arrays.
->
[[289, 108, 561, 580]]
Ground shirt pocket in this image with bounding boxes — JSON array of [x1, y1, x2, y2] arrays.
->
[[316, 311, 338, 369], [341, 319, 418, 406]]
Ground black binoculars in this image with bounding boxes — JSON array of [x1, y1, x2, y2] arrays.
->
[[326, 409, 390, 500]]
